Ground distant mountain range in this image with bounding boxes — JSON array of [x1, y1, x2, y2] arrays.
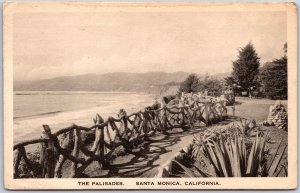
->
[[14, 72, 189, 93], [14, 71, 230, 94]]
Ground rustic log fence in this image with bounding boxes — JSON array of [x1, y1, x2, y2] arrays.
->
[[13, 100, 227, 178]]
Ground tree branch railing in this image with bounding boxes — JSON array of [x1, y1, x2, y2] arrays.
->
[[13, 100, 227, 178]]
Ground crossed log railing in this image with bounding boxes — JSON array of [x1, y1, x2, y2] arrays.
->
[[13, 100, 227, 178]]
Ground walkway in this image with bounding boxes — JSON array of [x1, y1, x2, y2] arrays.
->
[[82, 118, 235, 178]]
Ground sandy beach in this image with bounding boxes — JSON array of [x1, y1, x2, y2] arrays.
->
[[14, 91, 155, 144]]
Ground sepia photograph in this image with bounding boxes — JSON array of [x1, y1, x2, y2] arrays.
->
[[4, 2, 297, 190]]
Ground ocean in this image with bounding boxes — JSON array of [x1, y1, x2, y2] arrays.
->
[[13, 91, 155, 144]]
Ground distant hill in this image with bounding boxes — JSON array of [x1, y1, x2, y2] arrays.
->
[[14, 72, 190, 93]]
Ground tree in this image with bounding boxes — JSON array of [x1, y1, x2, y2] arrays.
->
[[224, 76, 237, 88], [231, 42, 260, 92], [198, 74, 224, 96], [178, 73, 225, 96], [178, 74, 200, 94], [260, 43, 287, 99]]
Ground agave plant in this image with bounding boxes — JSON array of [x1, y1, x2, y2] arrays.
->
[[179, 125, 287, 177], [233, 118, 262, 138], [191, 119, 257, 160], [192, 125, 230, 158], [210, 133, 286, 177]]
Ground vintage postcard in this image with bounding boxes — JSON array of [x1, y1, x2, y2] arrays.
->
[[3, 2, 298, 190]]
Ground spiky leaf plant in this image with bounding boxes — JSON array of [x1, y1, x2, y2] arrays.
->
[[181, 122, 287, 177]]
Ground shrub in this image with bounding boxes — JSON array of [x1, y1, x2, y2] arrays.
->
[[178, 74, 201, 94]]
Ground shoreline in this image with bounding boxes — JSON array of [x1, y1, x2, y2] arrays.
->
[[14, 92, 156, 145]]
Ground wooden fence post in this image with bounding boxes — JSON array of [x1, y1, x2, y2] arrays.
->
[[162, 107, 168, 134], [180, 107, 184, 126], [204, 102, 209, 126], [13, 149, 22, 178], [99, 126, 105, 168], [54, 130, 73, 178], [42, 125, 55, 178], [70, 128, 79, 177], [39, 136, 46, 177], [91, 125, 101, 153], [93, 114, 105, 168]]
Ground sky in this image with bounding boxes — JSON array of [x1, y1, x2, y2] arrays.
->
[[13, 11, 287, 82]]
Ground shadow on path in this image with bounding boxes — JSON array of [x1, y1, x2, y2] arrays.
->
[[85, 117, 237, 178]]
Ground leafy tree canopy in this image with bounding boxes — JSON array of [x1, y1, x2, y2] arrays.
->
[[178, 73, 200, 94], [260, 55, 287, 99], [178, 73, 224, 96], [231, 42, 260, 91]]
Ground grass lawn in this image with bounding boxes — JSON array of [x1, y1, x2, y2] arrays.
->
[[228, 97, 287, 122]]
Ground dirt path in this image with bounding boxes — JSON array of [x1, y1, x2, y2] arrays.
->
[[84, 118, 234, 178]]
